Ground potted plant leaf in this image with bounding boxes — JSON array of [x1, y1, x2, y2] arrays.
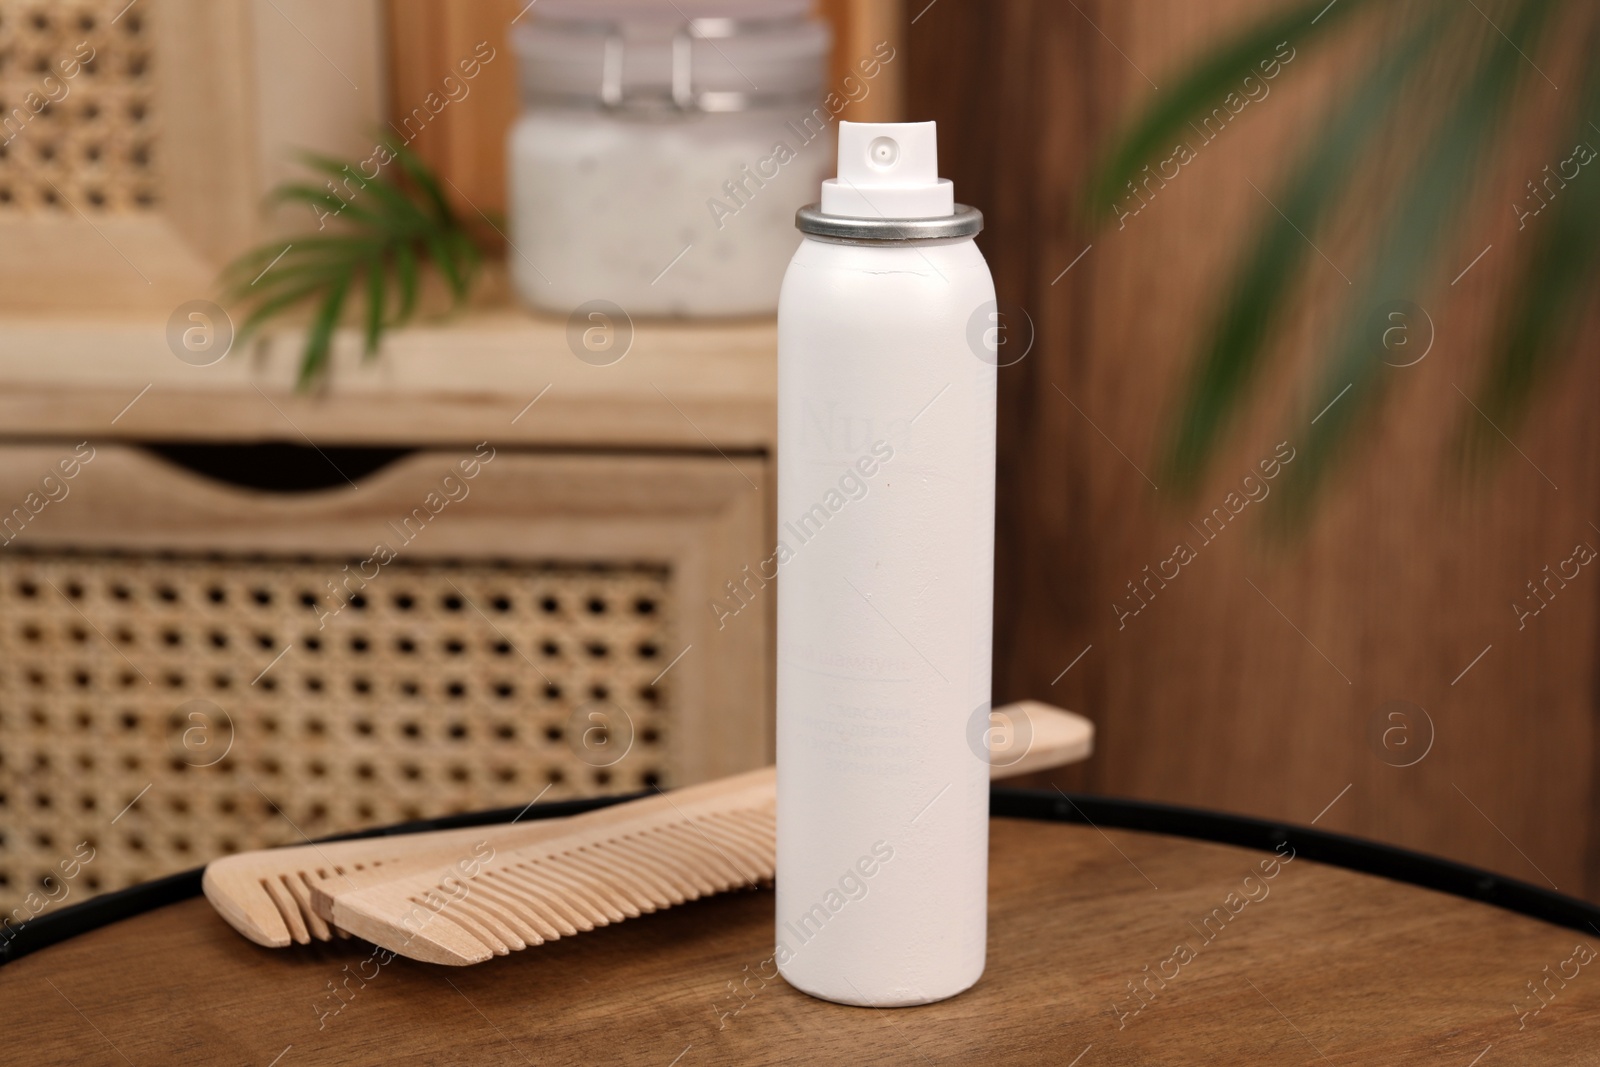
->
[[1088, 0, 1599, 522], [221, 142, 484, 389]]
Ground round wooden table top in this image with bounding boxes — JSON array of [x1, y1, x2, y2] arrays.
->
[[10, 808, 1600, 1066]]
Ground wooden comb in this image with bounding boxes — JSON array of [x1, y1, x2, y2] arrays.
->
[[202, 701, 1089, 954], [203, 823, 556, 949], [308, 701, 1090, 965]]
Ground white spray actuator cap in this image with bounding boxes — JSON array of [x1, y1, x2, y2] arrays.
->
[[796, 119, 981, 240], [819, 121, 955, 219]]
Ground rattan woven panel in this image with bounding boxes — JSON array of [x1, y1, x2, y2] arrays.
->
[[0, 0, 159, 214], [0, 551, 676, 902]]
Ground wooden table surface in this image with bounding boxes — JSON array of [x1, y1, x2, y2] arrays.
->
[[9, 815, 1599, 1066]]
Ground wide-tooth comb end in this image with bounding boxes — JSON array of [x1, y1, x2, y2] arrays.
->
[[331, 890, 497, 966], [201, 865, 292, 948], [282, 873, 334, 942]]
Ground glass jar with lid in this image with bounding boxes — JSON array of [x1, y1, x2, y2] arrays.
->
[[509, 0, 833, 318]]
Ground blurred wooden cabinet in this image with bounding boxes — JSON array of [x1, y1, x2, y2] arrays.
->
[[0, 0, 384, 312], [0, 301, 776, 900]]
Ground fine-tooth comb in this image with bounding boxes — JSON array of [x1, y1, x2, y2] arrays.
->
[[312, 766, 778, 964], [202, 702, 1090, 956], [308, 702, 1090, 965]]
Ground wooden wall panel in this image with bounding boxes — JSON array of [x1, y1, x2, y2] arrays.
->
[[908, 0, 1600, 897], [815, 0, 905, 121], [384, 0, 523, 229]]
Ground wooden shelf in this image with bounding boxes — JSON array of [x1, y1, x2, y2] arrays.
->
[[0, 302, 777, 452]]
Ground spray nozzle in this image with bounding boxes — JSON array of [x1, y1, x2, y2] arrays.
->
[[867, 136, 900, 168], [819, 120, 955, 220]]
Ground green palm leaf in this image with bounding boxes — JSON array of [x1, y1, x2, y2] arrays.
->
[[298, 269, 354, 390], [1278, 0, 1556, 520], [363, 250, 387, 357], [393, 242, 420, 323], [1086, 0, 1369, 217], [1089, 0, 1592, 521], [222, 141, 483, 389], [1461, 18, 1600, 468], [1162, 11, 1445, 492]]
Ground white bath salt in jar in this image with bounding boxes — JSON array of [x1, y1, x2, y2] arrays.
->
[[509, 0, 835, 317]]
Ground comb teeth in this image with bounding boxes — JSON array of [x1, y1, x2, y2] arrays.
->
[[327, 768, 780, 965], [259, 875, 309, 944], [215, 798, 778, 956], [425, 827, 769, 960], [200, 823, 555, 949], [249, 862, 386, 944], [206, 705, 1090, 959]]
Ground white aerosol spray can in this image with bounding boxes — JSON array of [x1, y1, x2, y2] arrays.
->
[[775, 120, 996, 1006]]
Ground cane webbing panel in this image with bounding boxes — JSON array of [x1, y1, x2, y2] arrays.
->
[[0, 550, 676, 902], [0, 0, 160, 214]]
